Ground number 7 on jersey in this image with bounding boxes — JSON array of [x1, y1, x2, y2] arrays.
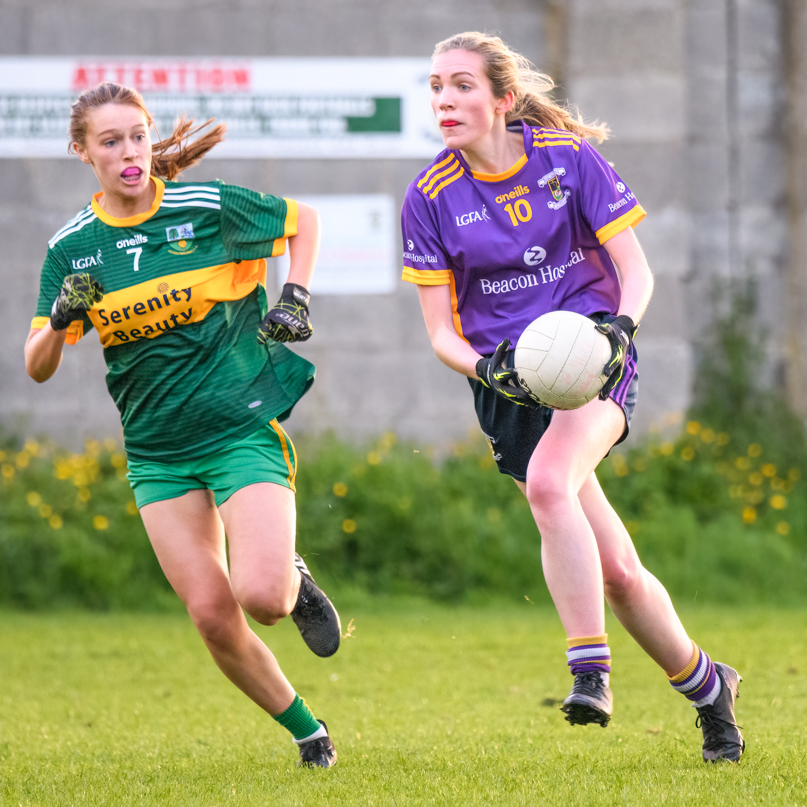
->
[[126, 246, 143, 272]]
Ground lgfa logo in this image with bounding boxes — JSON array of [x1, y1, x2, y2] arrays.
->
[[455, 205, 490, 227], [72, 249, 103, 271]]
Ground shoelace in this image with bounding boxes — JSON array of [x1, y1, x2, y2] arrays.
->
[[695, 708, 742, 749], [572, 671, 607, 694]]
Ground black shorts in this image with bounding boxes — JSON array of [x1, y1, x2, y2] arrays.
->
[[469, 343, 639, 482]]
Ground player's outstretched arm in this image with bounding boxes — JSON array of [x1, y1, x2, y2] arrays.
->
[[417, 284, 481, 378], [25, 325, 67, 383], [602, 226, 654, 325], [258, 202, 320, 345], [25, 272, 104, 383], [597, 227, 654, 399]]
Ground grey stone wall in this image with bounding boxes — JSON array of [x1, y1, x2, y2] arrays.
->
[[1, 0, 802, 451]]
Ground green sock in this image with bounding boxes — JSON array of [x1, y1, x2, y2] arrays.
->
[[272, 693, 322, 741]]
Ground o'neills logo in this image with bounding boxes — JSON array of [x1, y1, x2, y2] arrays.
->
[[116, 234, 148, 249], [495, 185, 530, 204]]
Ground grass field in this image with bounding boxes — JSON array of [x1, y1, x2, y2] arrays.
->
[[2, 601, 806, 806]]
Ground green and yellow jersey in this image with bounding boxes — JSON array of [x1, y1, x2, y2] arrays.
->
[[32, 177, 315, 463]]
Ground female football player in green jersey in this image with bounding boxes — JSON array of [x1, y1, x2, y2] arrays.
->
[[24, 82, 339, 768], [402, 32, 744, 763]]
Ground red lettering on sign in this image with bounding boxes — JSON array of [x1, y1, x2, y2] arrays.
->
[[70, 61, 252, 93]]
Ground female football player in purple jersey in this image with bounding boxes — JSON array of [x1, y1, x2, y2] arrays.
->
[[24, 83, 339, 768], [401, 32, 744, 763]]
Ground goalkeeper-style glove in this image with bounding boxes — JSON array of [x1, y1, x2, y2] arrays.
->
[[476, 339, 540, 408], [595, 314, 637, 400], [258, 283, 313, 345], [50, 273, 105, 331]]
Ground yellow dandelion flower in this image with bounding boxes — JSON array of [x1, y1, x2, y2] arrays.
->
[[700, 428, 715, 443], [16, 452, 30, 469], [366, 451, 381, 466], [103, 438, 118, 452], [735, 457, 750, 471], [686, 421, 701, 435], [93, 515, 109, 530], [681, 446, 696, 461], [111, 454, 127, 469], [716, 433, 730, 446], [1, 464, 15, 479], [85, 439, 101, 457], [749, 472, 763, 486], [333, 482, 348, 497], [23, 440, 40, 456], [659, 442, 674, 456], [771, 478, 785, 491], [26, 491, 42, 507], [742, 506, 757, 524], [38, 504, 52, 518], [478, 454, 494, 469], [611, 455, 629, 477], [762, 463, 776, 478], [77, 487, 91, 503], [0, 450, 6, 461], [748, 443, 762, 458], [770, 495, 787, 510], [378, 432, 396, 450], [342, 518, 357, 534], [126, 500, 139, 516], [776, 521, 790, 536], [54, 461, 72, 480], [48, 514, 63, 530]]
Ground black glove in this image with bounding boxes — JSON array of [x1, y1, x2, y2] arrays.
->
[[258, 283, 313, 344], [476, 339, 540, 408], [50, 273, 105, 331], [595, 314, 637, 400]]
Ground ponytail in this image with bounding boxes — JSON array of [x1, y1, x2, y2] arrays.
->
[[69, 82, 226, 179]]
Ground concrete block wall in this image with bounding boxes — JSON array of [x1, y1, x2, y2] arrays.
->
[[0, 0, 800, 450]]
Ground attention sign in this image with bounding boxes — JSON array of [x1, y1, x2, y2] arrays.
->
[[0, 57, 441, 159]]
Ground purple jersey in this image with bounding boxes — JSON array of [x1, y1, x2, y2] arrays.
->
[[401, 122, 646, 355]]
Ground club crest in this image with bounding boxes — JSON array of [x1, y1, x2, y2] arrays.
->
[[538, 168, 571, 210]]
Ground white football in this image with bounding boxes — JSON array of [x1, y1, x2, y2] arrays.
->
[[514, 311, 612, 410]]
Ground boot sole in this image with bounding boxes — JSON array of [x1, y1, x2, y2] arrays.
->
[[561, 702, 611, 727]]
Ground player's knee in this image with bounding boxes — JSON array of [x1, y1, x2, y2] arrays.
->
[[235, 585, 293, 626], [602, 557, 643, 602], [524, 472, 571, 515], [188, 600, 241, 649]]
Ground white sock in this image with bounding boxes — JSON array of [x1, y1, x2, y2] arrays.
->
[[293, 723, 329, 745]]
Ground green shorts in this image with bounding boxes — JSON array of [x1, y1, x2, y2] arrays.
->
[[127, 419, 298, 509]]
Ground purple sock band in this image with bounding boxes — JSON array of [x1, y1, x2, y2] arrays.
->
[[670, 647, 717, 702], [566, 643, 611, 675]]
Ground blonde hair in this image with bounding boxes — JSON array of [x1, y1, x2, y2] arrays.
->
[[433, 32, 608, 142], [68, 82, 227, 180]]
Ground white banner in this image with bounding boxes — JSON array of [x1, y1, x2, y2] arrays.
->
[[0, 57, 442, 159], [275, 195, 397, 295]]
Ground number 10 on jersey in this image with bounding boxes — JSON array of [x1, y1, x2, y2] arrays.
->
[[503, 199, 533, 227]]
